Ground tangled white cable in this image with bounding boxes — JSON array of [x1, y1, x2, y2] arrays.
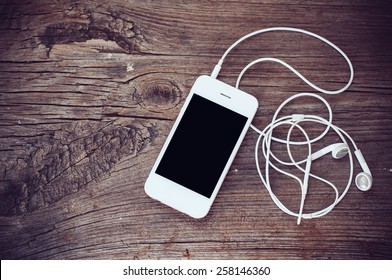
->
[[251, 93, 356, 225], [211, 27, 372, 224]]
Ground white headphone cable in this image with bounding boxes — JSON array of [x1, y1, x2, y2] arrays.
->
[[211, 27, 359, 224], [211, 26, 354, 95]]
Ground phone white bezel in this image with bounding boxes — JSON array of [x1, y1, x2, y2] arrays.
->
[[145, 75, 258, 218]]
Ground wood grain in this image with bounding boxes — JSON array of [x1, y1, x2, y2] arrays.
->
[[0, 0, 391, 259]]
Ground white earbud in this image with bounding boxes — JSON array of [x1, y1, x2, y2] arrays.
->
[[311, 143, 349, 161], [311, 143, 372, 191], [297, 143, 371, 224], [354, 149, 372, 191]]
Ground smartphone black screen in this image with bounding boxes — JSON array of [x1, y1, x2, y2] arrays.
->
[[156, 94, 248, 198]]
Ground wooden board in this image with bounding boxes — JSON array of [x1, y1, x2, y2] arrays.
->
[[1, 0, 391, 259]]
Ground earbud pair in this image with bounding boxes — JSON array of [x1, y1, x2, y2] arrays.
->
[[311, 143, 372, 191]]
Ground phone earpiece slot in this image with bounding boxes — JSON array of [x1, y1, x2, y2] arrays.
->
[[220, 93, 231, 99]]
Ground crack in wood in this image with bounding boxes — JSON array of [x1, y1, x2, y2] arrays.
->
[[40, 5, 144, 55], [0, 121, 157, 216]]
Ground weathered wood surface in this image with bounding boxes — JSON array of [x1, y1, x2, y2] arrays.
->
[[1, 0, 391, 259]]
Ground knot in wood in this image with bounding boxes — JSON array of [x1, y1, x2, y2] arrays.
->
[[135, 79, 183, 113]]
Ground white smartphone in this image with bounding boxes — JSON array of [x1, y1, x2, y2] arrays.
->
[[145, 75, 258, 218]]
